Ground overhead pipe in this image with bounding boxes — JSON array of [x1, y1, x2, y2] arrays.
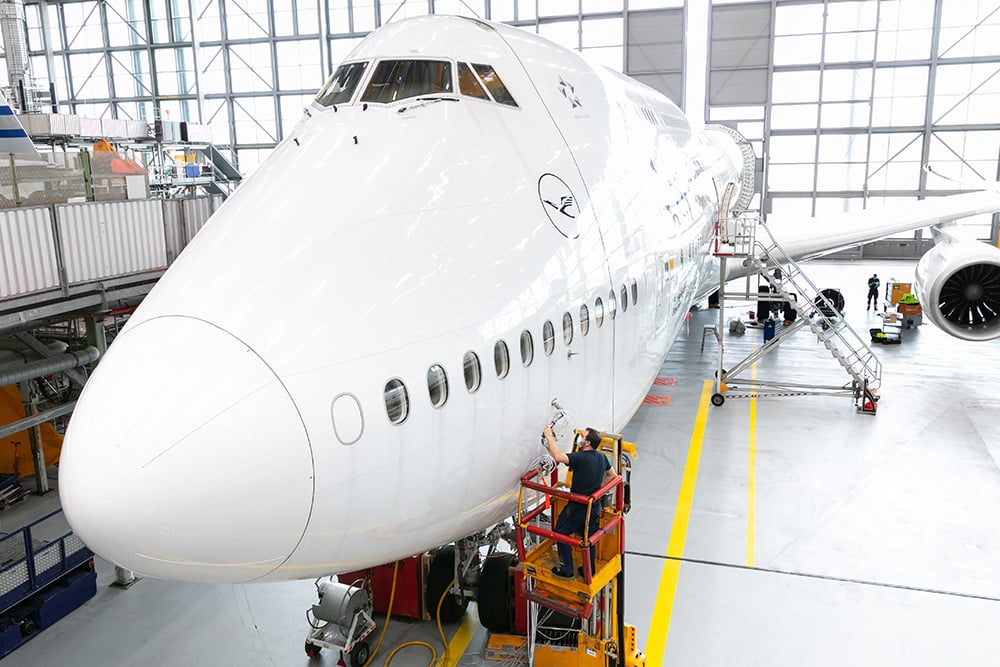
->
[[0, 341, 69, 370], [0, 0, 28, 109], [0, 347, 100, 387]]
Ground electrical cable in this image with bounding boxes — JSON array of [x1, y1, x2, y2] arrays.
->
[[383, 574, 455, 666], [360, 560, 400, 667]]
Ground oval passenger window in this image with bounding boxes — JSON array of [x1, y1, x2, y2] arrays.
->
[[494, 340, 510, 378], [520, 330, 534, 366], [384, 378, 409, 425], [463, 351, 481, 393], [427, 364, 448, 408]]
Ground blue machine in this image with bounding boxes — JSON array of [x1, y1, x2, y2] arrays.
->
[[0, 509, 95, 657]]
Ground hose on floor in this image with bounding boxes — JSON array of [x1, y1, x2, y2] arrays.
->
[[384, 576, 455, 666], [360, 560, 400, 667]]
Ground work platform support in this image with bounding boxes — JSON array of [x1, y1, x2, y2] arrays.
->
[[515, 432, 645, 667], [710, 213, 882, 413]]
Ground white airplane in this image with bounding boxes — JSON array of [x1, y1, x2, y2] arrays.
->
[[58, 15, 1000, 592]]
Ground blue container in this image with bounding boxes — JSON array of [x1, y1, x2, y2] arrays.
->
[[185, 165, 201, 178], [763, 320, 776, 342]]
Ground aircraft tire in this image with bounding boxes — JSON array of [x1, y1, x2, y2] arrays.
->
[[478, 552, 518, 632], [426, 545, 469, 623]]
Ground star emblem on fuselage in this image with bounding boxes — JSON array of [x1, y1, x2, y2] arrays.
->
[[558, 76, 582, 108]]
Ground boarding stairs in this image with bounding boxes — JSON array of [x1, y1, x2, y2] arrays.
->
[[711, 210, 882, 408]]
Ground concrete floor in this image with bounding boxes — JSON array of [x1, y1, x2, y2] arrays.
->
[[5, 259, 1000, 666]]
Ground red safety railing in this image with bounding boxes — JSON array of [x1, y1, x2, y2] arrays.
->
[[515, 466, 625, 586]]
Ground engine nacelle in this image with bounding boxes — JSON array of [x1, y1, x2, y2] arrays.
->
[[915, 240, 1000, 341]]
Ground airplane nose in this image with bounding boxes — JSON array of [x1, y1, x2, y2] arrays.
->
[[59, 316, 314, 584]]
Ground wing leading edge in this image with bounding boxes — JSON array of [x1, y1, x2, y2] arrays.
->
[[760, 189, 1000, 264]]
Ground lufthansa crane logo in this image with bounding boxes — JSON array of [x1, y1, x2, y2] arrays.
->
[[539, 173, 581, 239]]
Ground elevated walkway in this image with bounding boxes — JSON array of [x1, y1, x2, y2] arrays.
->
[[711, 212, 881, 412]]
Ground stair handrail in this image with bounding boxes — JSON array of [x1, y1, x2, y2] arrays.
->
[[749, 221, 883, 389]]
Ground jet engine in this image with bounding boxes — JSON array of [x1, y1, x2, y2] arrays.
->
[[914, 240, 1000, 341]]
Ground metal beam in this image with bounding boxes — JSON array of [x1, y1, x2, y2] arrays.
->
[[0, 400, 75, 440]]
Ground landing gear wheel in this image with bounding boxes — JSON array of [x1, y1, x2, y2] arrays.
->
[[349, 640, 370, 667], [478, 552, 518, 632], [711, 393, 725, 406], [304, 641, 321, 658], [426, 545, 469, 623]]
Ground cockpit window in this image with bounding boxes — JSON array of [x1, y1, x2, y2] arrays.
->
[[472, 64, 517, 107], [361, 59, 453, 104], [316, 62, 368, 107], [458, 62, 489, 100]]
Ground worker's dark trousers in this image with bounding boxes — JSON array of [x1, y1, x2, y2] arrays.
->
[[867, 289, 878, 308], [555, 503, 599, 574]]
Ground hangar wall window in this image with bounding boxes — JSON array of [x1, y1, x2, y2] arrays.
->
[[595, 297, 605, 327], [463, 351, 481, 393], [580, 304, 590, 335], [459, 62, 490, 99], [494, 340, 510, 378], [362, 59, 453, 103], [520, 330, 534, 366], [427, 364, 448, 408], [316, 61, 367, 107], [543, 321, 555, 355], [384, 378, 409, 425], [563, 312, 574, 345], [472, 64, 518, 107]]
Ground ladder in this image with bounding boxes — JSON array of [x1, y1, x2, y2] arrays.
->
[[711, 213, 882, 409]]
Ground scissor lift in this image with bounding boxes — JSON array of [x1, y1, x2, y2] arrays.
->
[[515, 432, 645, 667]]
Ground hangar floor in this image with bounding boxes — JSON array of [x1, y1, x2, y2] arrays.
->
[[5, 259, 1000, 666]]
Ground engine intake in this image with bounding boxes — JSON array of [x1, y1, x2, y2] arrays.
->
[[915, 240, 1000, 341]]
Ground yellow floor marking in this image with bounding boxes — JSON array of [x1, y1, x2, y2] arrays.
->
[[645, 379, 712, 665], [441, 604, 481, 666], [748, 362, 757, 568]]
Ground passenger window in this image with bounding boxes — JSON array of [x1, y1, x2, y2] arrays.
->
[[563, 312, 573, 345], [631, 279, 638, 305], [316, 61, 368, 107], [384, 378, 409, 425], [494, 340, 510, 378], [463, 351, 481, 393], [362, 59, 453, 103], [543, 321, 555, 356], [621, 285, 628, 312], [580, 304, 590, 336], [608, 291, 617, 319], [472, 64, 518, 107], [459, 62, 489, 99], [520, 330, 534, 366], [427, 364, 448, 408], [595, 297, 604, 327]]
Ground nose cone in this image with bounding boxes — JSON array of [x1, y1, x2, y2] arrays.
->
[[60, 317, 314, 583]]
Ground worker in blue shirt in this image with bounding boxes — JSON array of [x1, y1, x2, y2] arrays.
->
[[867, 273, 880, 311], [543, 425, 614, 579]]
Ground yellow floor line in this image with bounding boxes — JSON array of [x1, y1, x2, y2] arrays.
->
[[748, 362, 757, 568], [645, 379, 712, 665], [441, 604, 481, 667]]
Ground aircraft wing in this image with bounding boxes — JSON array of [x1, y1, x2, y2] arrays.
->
[[763, 189, 1000, 263]]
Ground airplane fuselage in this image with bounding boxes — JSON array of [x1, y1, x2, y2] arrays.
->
[[59, 16, 741, 583]]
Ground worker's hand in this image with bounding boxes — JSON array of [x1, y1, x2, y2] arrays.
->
[[543, 424, 554, 439]]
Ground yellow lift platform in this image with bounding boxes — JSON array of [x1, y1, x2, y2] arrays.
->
[[514, 432, 645, 667]]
